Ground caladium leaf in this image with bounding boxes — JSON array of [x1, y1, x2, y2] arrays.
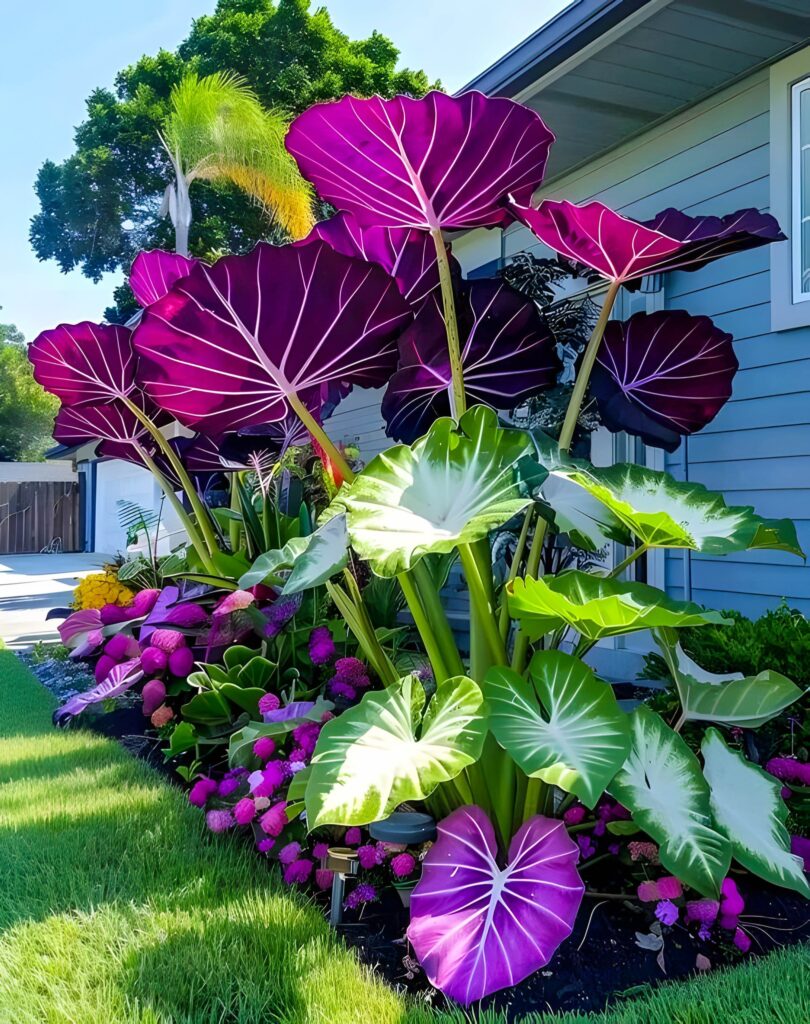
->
[[508, 199, 784, 286], [381, 280, 561, 443], [702, 729, 810, 897], [57, 608, 103, 653], [485, 651, 630, 808], [304, 674, 487, 827], [608, 706, 730, 897], [509, 570, 728, 642], [29, 321, 137, 406], [407, 806, 583, 1004], [287, 90, 554, 231], [298, 211, 458, 308], [337, 405, 543, 577], [53, 659, 145, 725], [130, 249, 197, 307], [590, 311, 737, 450], [238, 514, 349, 594], [133, 241, 411, 435], [553, 462, 803, 557]]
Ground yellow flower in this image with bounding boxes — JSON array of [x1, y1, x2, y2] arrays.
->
[[71, 571, 135, 611]]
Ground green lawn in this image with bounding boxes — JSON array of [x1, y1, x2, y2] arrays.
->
[[0, 647, 807, 1023]]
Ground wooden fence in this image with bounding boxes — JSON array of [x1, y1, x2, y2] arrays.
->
[[0, 481, 81, 554]]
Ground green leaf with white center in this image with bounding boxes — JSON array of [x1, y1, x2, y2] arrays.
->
[[508, 570, 729, 642], [552, 462, 804, 557], [539, 474, 630, 552], [238, 514, 348, 592], [608, 706, 730, 897], [337, 405, 543, 577], [702, 728, 810, 897], [485, 651, 630, 808], [305, 673, 487, 827]]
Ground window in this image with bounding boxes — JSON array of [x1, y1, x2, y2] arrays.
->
[[792, 76, 810, 304]]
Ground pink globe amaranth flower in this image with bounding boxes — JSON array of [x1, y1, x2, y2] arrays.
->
[[315, 868, 334, 890], [629, 841, 660, 864], [188, 776, 218, 807], [312, 842, 329, 861], [99, 604, 130, 626], [148, 628, 186, 654], [140, 646, 168, 676], [308, 626, 335, 666], [333, 657, 369, 683], [233, 798, 257, 826], [390, 852, 416, 879], [206, 809, 235, 833], [259, 801, 288, 837], [292, 721, 321, 756], [344, 883, 377, 909], [733, 928, 752, 954], [685, 899, 720, 926], [141, 678, 167, 716], [283, 858, 314, 885], [593, 819, 606, 837], [655, 900, 679, 927], [657, 876, 683, 900], [252, 761, 286, 798], [94, 654, 117, 684], [278, 841, 302, 866], [150, 704, 174, 727], [257, 838, 275, 854], [258, 692, 280, 715], [217, 776, 240, 798], [791, 834, 810, 872], [563, 805, 586, 826], [168, 646, 195, 677], [357, 844, 385, 870], [782, 786, 793, 800], [288, 747, 308, 765], [252, 736, 276, 761], [104, 633, 139, 661], [344, 827, 362, 846]]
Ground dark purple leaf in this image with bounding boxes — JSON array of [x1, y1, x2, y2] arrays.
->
[[133, 241, 411, 435], [298, 211, 459, 307], [235, 411, 312, 456], [53, 658, 144, 725], [408, 805, 583, 1004], [591, 310, 738, 451], [53, 398, 157, 463], [130, 249, 198, 307], [382, 280, 561, 442], [29, 322, 137, 406], [286, 91, 554, 231]]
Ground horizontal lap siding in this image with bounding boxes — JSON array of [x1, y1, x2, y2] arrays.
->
[[506, 69, 810, 618]]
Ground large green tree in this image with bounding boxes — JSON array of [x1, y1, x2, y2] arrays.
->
[[0, 315, 59, 462], [29, 0, 436, 322]]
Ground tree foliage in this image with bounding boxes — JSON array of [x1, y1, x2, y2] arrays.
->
[[0, 314, 58, 462], [29, 0, 436, 321]]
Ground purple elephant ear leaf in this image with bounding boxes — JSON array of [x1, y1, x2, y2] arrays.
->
[[591, 310, 738, 451], [287, 91, 554, 231], [54, 658, 144, 725], [53, 398, 159, 461], [130, 250, 198, 307], [29, 322, 137, 406], [58, 608, 102, 648], [133, 241, 410, 435], [408, 805, 584, 1004], [382, 280, 561, 442]]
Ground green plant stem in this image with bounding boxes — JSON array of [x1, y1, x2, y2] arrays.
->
[[287, 391, 355, 485], [608, 542, 649, 580], [458, 544, 508, 666], [228, 476, 242, 553], [511, 516, 550, 674], [327, 574, 399, 687], [431, 229, 466, 421], [397, 571, 450, 683], [558, 278, 622, 453], [521, 776, 544, 824], [499, 504, 533, 642], [409, 561, 465, 677]]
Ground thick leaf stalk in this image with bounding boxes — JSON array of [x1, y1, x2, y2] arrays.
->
[[431, 229, 466, 420]]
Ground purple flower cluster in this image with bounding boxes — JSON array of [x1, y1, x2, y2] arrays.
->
[[308, 626, 336, 665], [765, 757, 810, 787], [263, 596, 302, 639], [327, 657, 371, 701]]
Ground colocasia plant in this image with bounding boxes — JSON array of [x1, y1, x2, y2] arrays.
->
[[31, 89, 808, 1005]]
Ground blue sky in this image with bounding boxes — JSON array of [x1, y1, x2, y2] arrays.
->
[[0, 0, 571, 340]]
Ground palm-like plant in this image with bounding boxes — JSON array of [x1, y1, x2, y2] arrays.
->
[[159, 72, 314, 255]]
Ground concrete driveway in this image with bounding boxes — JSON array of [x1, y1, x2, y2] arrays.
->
[[0, 553, 112, 649]]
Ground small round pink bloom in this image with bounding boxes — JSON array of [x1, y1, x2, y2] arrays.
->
[[258, 692, 280, 714], [315, 868, 334, 890], [357, 844, 384, 870], [104, 633, 138, 661], [655, 900, 679, 926], [217, 776, 240, 798], [390, 853, 416, 879], [94, 654, 117, 684], [278, 841, 302, 866], [150, 704, 174, 727], [259, 801, 288, 837], [257, 838, 275, 854], [563, 805, 586, 826], [168, 646, 195, 677], [141, 678, 167, 716], [312, 842, 329, 861], [283, 858, 314, 885], [206, 809, 234, 833], [657, 876, 683, 900], [140, 647, 168, 676], [188, 777, 218, 807], [344, 827, 362, 846], [253, 736, 276, 761], [733, 928, 751, 954], [148, 628, 186, 654], [233, 798, 257, 825]]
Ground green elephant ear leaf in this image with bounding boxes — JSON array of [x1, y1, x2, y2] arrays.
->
[[608, 707, 730, 897], [238, 514, 348, 592], [509, 570, 729, 642], [305, 674, 487, 827], [702, 729, 810, 897], [539, 475, 630, 552], [339, 405, 543, 577], [485, 651, 630, 808], [553, 462, 804, 557]]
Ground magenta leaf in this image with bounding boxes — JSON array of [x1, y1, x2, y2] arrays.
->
[[591, 310, 738, 450], [382, 280, 560, 442], [53, 658, 144, 725], [53, 398, 157, 461], [29, 322, 137, 406], [233, 412, 311, 456], [298, 211, 459, 307], [287, 91, 554, 231], [408, 806, 584, 1004], [130, 249, 198, 307], [133, 241, 411, 435], [58, 608, 102, 649]]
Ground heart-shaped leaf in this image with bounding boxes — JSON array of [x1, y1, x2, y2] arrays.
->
[[53, 659, 144, 725], [53, 398, 160, 462], [287, 91, 554, 231], [304, 674, 487, 827], [509, 571, 728, 642], [130, 249, 197, 307], [702, 729, 810, 896], [238, 515, 348, 594], [338, 404, 543, 577], [381, 280, 561, 443], [539, 473, 630, 552], [229, 703, 332, 767], [407, 806, 583, 1004], [608, 707, 730, 897], [485, 651, 630, 807], [590, 310, 737, 451], [133, 240, 411, 435], [30, 321, 137, 406]]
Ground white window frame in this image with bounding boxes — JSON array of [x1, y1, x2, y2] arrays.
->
[[791, 75, 810, 305]]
